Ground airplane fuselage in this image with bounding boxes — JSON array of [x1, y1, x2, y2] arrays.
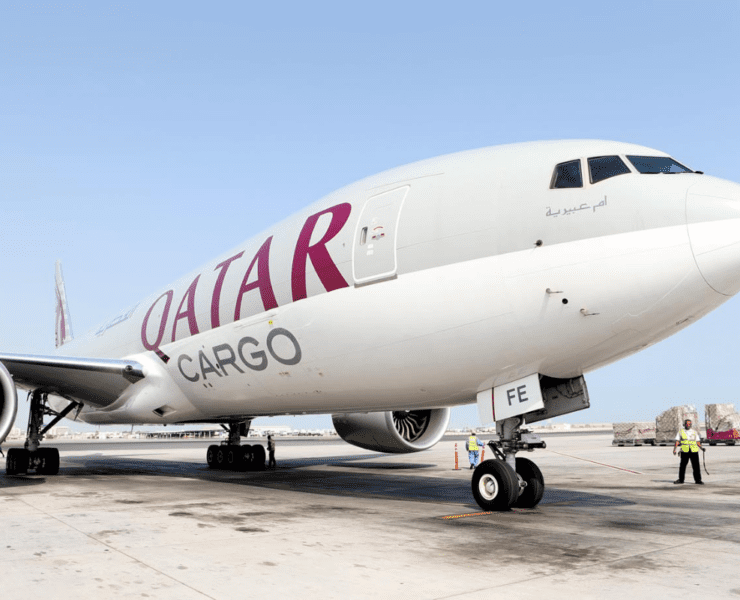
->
[[50, 140, 740, 425]]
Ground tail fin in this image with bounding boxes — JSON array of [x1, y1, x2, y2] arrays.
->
[[55, 261, 74, 348]]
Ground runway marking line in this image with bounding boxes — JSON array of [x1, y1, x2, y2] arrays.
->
[[440, 508, 529, 519], [440, 511, 494, 519], [546, 449, 643, 474]]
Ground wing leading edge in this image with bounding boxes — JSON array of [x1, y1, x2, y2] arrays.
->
[[0, 353, 145, 407]]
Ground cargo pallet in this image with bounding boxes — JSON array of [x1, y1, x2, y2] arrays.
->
[[612, 439, 656, 446]]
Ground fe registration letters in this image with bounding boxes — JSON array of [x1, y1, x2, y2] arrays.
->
[[477, 373, 545, 423]]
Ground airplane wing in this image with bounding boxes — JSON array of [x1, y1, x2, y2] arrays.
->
[[0, 353, 145, 407]]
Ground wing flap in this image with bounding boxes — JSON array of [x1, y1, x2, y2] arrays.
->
[[0, 353, 145, 407]]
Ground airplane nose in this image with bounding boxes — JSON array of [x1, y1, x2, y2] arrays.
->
[[687, 178, 740, 296]]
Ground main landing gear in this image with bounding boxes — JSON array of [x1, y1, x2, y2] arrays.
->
[[472, 416, 546, 511], [206, 420, 266, 471], [6, 390, 81, 476]]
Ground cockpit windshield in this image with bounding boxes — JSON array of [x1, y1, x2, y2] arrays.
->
[[588, 156, 630, 184], [626, 156, 692, 174], [551, 160, 583, 188]]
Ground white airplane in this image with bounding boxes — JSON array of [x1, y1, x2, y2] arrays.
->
[[2, 140, 739, 511]]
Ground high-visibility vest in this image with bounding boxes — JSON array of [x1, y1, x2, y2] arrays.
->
[[680, 430, 699, 453], [468, 436, 479, 451]]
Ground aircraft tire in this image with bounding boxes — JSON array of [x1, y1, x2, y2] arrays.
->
[[206, 445, 219, 468], [36, 448, 60, 475], [471, 459, 518, 511], [251, 444, 266, 470], [215, 446, 227, 469], [5, 449, 16, 475], [49, 448, 60, 475], [7, 448, 29, 475], [226, 445, 241, 470], [6, 448, 16, 475], [239, 445, 253, 471], [513, 457, 545, 508]]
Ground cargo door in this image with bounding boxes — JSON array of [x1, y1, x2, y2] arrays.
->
[[352, 186, 409, 285]]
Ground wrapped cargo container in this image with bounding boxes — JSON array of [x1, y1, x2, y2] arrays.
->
[[704, 403, 740, 445], [612, 422, 656, 446], [655, 405, 699, 446]]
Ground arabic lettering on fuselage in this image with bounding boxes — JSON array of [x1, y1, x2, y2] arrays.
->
[[546, 197, 608, 218], [140, 203, 352, 353]]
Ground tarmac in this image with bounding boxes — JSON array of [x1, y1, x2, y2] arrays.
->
[[1, 433, 739, 599]]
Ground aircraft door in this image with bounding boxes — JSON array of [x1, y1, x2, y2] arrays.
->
[[352, 186, 409, 285]]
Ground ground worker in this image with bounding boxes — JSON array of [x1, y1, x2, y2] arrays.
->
[[267, 434, 276, 469], [465, 431, 484, 469], [673, 419, 704, 484]]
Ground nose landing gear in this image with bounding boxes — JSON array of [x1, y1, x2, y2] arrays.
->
[[471, 417, 546, 511]]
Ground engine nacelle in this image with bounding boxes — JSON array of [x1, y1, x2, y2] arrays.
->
[[0, 361, 18, 445], [332, 407, 450, 454]]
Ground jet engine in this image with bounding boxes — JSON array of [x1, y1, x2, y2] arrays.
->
[[0, 362, 18, 445], [332, 407, 450, 453]]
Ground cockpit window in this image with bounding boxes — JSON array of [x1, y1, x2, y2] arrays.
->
[[588, 156, 631, 184], [626, 155, 692, 174], [551, 160, 582, 188]]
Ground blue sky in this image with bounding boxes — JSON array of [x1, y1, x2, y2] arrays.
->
[[1, 1, 739, 431]]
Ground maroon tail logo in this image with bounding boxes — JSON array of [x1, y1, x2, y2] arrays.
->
[[55, 261, 74, 348]]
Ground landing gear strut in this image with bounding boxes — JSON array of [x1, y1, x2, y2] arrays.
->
[[206, 420, 266, 471], [471, 417, 546, 511], [6, 390, 81, 476]]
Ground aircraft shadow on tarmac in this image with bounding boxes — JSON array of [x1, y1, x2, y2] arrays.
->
[[2, 453, 635, 509], [0, 475, 47, 489]]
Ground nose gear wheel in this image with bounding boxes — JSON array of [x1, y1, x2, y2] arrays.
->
[[472, 459, 519, 511]]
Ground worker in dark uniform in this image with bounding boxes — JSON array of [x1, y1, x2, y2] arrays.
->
[[267, 434, 276, 469], [673, 419, 704, 484]]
